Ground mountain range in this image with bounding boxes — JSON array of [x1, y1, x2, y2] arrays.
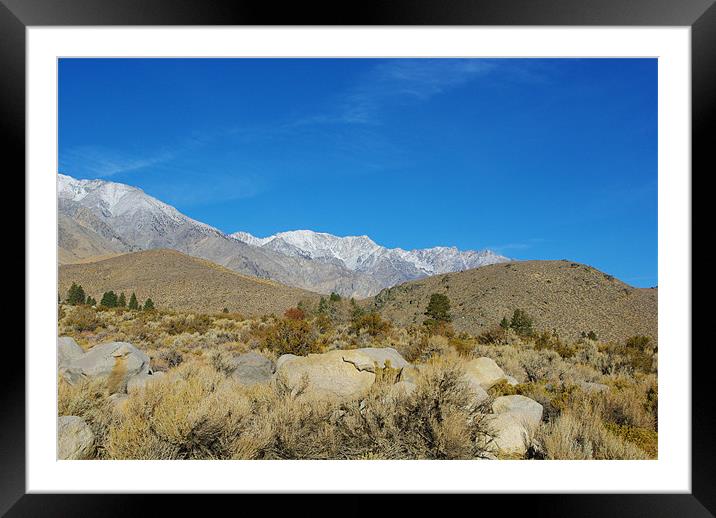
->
[[58, 174, 509, 297]]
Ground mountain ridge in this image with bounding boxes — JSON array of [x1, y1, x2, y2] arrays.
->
[[58, 173, 509, 296]]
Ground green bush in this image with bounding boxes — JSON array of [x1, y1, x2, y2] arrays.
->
[[424, 293, 451, 323], [510, 309, 533, 337]]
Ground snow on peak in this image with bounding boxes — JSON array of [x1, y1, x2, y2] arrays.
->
[[230, 228, 509, 274]]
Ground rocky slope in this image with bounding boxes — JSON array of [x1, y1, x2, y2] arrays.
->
[[373, 260, 657, 344], [58, 249, 320, 315]]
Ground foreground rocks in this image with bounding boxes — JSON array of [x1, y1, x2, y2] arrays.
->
[[227, 352, 275, 385], [486, 395, 544, 456], [275, 347, 409, 400], [126, 371, 166, 394], [58, 416, 94, 460], [463, 357, 507, 390], [58, 337, 85, 366], [59, 338, 151, 394]]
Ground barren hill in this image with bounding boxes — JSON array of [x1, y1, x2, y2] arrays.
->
[[58, 249, 320, 315], [373, 260, 657, 344]]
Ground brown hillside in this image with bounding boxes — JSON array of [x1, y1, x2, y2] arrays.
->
[[373, 260, 657, 344], [58, 249, 320, 315]]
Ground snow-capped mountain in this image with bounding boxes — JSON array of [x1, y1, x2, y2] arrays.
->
[[230, 229, 510, 287], [58, 174, 511, 297], [57, 174, 383, 296]]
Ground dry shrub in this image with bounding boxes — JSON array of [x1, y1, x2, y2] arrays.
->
[[477, 326, 507, 345], [534, 331, 576, 359], [105, 363, 252, 459], [58, 377, 114, 457], [601, 374, 657, 430], [350, 312, 392, 338], [604, 423, 658, 458], [533, 395, 649, 460], [284, 307, 305, 320], [449, 333, 476, 356], [334, 359, 493, 459], [64, 305, 100, 332], [263, 318, 319, 356], [161, 314, 213, 336], [158, 349, 184, 370]]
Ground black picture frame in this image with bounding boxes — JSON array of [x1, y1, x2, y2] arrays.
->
[[5, 0, 707, 514]]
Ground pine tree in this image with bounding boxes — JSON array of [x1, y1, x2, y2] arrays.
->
[[100, 291, 118, 308], [317, 297, 329, 315], [86, 295, 97, 306], [118, 292, 127, 307], [67, 283, 86, 305], [143, 298, 155, 311], [425, 293, 451, 322], [128, 292, 139, 310], [510, 309, 533, 336], [499, 316, 510, 330], [329, 292, 341, 302]]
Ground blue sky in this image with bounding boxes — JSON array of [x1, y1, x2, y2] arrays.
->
[[58, 58, 657, 287]]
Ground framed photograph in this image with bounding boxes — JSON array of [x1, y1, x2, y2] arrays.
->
[[8, 0, 708, 513]]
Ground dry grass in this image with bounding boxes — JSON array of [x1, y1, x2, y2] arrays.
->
[[57, 302, 658, 460], [61, 359, 494, 460], [59, 249, 320, 316]]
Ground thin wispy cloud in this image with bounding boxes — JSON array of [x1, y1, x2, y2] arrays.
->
[[60, 145, 176, 178], [300, 59, 497, 126], [152, 170, 264, 207], [487, 238, 545, 253]]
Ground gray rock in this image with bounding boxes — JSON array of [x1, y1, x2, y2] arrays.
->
[[58, 416, 94, 460], [492, 395, 543, 429], [463, 357, 507, 390], [60, 341, 150, 394], [58, 336, 84, 367], [126, 371, 166, 394], [484, 413, 530, 457], [399, 365, 422, 384], [352, 347, 409, 370], [276, 354, 300, 371], [274, 349, 377, 401], [505, 375, 520, 386], [463, 376, 490, 406], [228, 352, 275, 385]]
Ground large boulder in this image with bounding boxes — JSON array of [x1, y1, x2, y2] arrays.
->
[[352, 348, 409, 370], [398, 365, 422, 384], [485, 413, 531, 457], [126, 371, 166, 394], [275, 350, 380, 400], [484, 395, 544, 457], [492, 395, 543, 429], [463, 357, 507, 390], [60, 341, 150, 394], [58, 336, 84, 367], [463, 376, 490, 406], [58, 416, 94, 460], [227, 352, 275, 385]]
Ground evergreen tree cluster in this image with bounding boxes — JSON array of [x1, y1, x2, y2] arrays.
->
[[497, 308, 534, 337], [64, 283, 155, 311]]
